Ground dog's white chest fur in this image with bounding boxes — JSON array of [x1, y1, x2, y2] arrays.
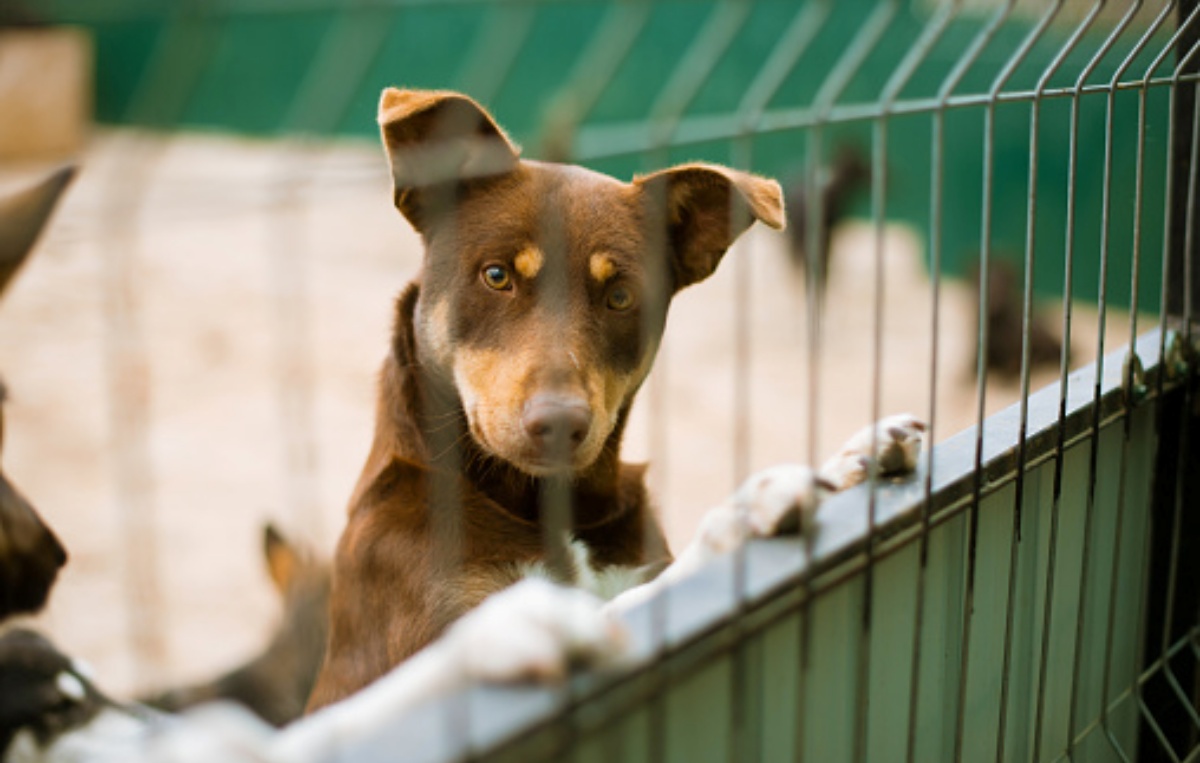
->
[[519, 537, 649, 601]]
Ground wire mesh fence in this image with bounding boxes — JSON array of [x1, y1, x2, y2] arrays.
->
[[0, 0, 1198, 761]]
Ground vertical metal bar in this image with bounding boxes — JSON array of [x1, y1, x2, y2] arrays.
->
[[795, 6, 896, 761], [1127, 1, 1178, 391], [270, 5, 397, 546], [1157, 10, 1200, 363], [905, 6, 1008, 759], [1171, 0, 1200, 324], [1074, 8, 1181, 761], [802, 1, 894, 469], [952, 6, 1060, 760], [701, 4, 834, 759], [648, 0, 751, 154], [1128, 13, 1195, 743], [724, 3, 837, 757], [1150, 43, 1200, 749], [687, 6, 835, 760], [1080, 14, 1190, 758], [621, 5, 759, 761], [101, 0, 224, 691], [1003, 1, 1089, 758], [1145, 35, 1200, 758], [736, 3, 829, 130], [1139, 5, 1200, 757], [730, 133, 754, 763], [1022, 7, 1124, 760], [856, 5, 957, 761], [455, 3, 537, 107], [1128, 10, 1200, 758], [540, 0, 652, 152]]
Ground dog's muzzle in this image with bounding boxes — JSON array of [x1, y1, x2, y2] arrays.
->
[[521, 393, 592, 465]]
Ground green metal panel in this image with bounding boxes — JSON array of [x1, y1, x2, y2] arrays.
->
[[755, 609, 802, 762], [910, 507, 969, 761], [863, 542, 921, 763], [801, 576, 865, 763]]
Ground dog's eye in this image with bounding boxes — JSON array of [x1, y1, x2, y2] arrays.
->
[[481, 264, 513, 291], [606, 284, 636, 311]]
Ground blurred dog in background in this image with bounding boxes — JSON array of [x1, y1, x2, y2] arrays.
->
[[143, 525, 330, 727], [0, 167, 73, 621]]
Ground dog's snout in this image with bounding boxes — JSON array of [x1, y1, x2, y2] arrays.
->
[[522, 394, 591, 456]]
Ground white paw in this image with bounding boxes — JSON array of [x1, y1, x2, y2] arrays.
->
[[447, 578, 629, 683], [694, 465, 825, 558], [730, 464, 827, 537], [820, 413, 926, 491]]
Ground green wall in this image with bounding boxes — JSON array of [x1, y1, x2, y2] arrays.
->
[[36, 0, 1181, 311]]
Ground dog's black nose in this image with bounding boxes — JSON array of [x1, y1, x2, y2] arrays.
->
[[522, 395, 591, 456]]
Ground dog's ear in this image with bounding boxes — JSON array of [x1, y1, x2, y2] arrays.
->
[[263, 523, 300, 594], [635, 163, 784, 290], [0, 166, 75, 298], [378, 89, 519, 231]]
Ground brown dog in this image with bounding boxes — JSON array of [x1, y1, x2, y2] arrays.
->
[[0, 167, 73, 620], [308, 90, 924, 711], [306, 89, 785, 710]]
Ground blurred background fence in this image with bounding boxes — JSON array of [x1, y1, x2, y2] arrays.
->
[[14, 0, 1183, 309]]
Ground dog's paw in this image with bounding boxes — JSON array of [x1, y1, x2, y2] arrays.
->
[[447, 578, 629, 683], [820, 413, 926, 491], [607, 466, 828, 614], [691, 465, 825, 559], [730, 464, 827, 538]]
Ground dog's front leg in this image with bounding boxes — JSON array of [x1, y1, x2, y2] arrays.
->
[[608, 413, 925, 615], [271, 579, 628, 763]]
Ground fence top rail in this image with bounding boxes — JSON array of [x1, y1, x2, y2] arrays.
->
[[573, 72, 1200, 160]]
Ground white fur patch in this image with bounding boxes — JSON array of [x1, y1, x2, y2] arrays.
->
[[7, 707, 154, 763], [56, 670, 86, 702], [519, 538, 650, 601]]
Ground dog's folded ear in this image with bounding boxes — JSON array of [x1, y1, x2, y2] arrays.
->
[[378, 89, 520, 230], [635, 163, 784, 291]]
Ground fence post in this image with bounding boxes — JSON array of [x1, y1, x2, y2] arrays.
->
[[1168, 0, 1200, 320], [1140, 4, 1200, 760]]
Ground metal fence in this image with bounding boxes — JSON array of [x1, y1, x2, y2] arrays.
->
[[5, 0, 1200, 761]]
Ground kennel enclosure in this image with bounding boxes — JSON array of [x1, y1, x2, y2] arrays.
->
[[4, 0, 1200, 760]]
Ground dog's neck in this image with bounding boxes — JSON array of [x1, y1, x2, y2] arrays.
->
[[389, 284, 631, 531]]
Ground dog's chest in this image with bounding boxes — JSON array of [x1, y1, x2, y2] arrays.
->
[[518, 537, 649, 601]]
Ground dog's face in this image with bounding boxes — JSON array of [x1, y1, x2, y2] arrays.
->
[[379, 90, 783, 476]]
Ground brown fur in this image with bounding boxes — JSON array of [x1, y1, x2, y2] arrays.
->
[[307, 90, 783, 710]]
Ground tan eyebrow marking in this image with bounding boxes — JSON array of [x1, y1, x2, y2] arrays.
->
[[589, 253, 616, 284], [514, 247, 544, 279]]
